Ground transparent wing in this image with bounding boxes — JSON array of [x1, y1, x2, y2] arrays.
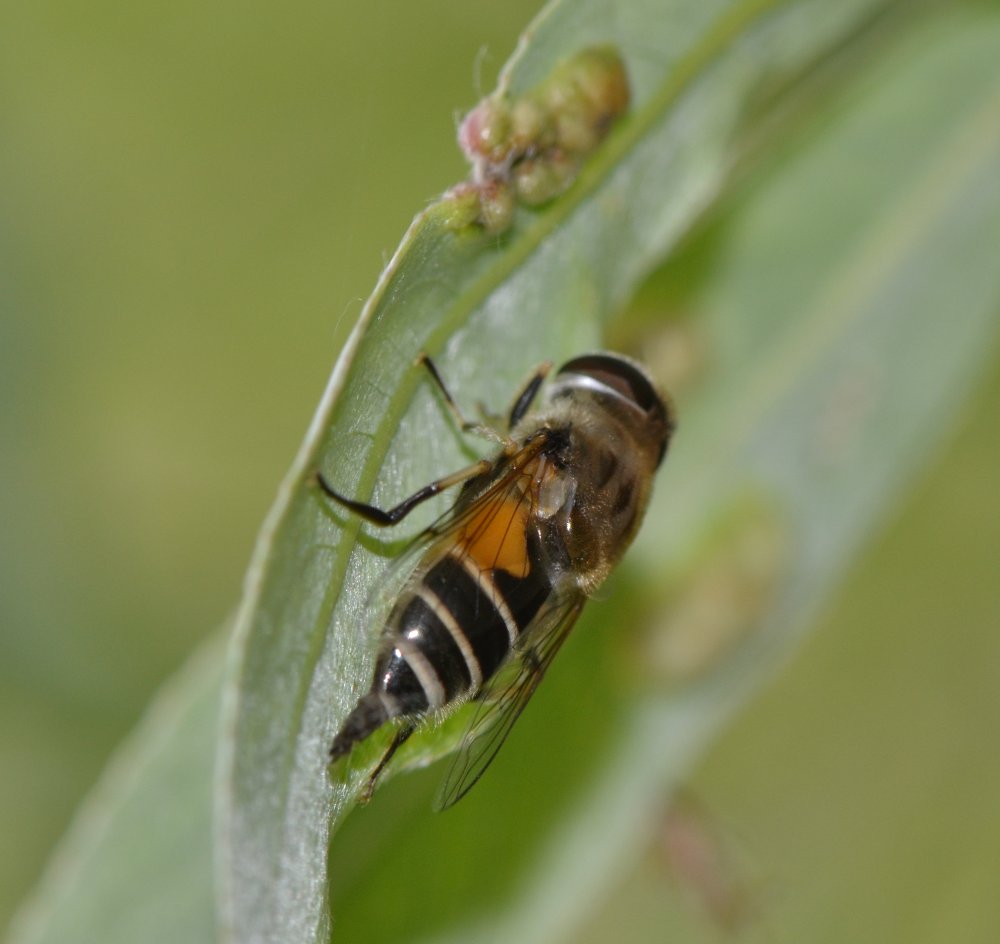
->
[[366, 436, 545, 632], [422, 434, 549, 542], [434, 590, 586, 810], [365, 434, 552, 621]]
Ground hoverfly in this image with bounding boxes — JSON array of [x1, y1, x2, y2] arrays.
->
[[317, 351, 675, 808]]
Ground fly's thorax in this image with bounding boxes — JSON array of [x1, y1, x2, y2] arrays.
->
[[529, 352, 674, 591], [560, 415, 656, 590]]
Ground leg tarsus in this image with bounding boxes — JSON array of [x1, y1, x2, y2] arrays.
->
[[360, 724, 415, 804]]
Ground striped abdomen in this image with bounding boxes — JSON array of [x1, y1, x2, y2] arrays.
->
[[329, 521, 553, 760]]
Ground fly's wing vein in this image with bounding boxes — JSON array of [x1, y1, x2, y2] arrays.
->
[[434, 592, 585, 810], [359, 436, 548, 638]]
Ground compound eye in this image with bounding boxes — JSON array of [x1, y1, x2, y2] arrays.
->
[[557, 353, 663, 416]]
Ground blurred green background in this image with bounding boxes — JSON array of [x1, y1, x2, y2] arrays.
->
[[1, 0, 997, 940]]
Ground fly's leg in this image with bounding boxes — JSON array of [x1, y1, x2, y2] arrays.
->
[[314, 458, 491, 527], [315, 355, 553, 523], [507, 361, 552, 428], [417, 353, 507, 445], [359, 724, 415, 804], [419, 353, 552, 435]]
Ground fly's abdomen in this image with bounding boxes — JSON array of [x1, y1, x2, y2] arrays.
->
[[424, 555, 514, 687], [330, 543, 553, 760]]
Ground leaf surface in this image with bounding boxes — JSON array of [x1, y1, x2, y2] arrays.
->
[[215, 1, 933, 941], [11, 3, 1000, 944]]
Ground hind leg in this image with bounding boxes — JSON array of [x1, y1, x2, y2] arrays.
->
[[359, 724, 415, 804]]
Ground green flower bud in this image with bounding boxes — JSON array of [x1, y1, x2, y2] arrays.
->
[[568, 46, 630, 124], [513, 150, 579, 206], [477, 177, 516, 234], [458, 97, 513, 165], [440, 182, 483, 231], [509, 98, 552, 155], [543, 46, 630, 154]]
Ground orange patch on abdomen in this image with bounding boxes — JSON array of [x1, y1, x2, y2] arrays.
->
[[459, 495, 531, 578]]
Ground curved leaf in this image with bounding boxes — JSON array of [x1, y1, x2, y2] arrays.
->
[[14, 3, 997, 944], [410, 9, 1000, 942], [7, 638, 223, 944], [214, 0, 922, 942]]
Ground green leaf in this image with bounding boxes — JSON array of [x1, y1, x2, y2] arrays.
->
[[7, 638, 222, 944], [11, 2, 1000, 943], [217, 1, 994, 943], [408, 10, 1000, 941]]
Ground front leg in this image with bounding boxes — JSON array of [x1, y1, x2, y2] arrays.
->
[[417, 353, 508, 445], [313, 459, 491, 527]]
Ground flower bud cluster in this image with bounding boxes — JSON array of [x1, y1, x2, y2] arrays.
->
[[445, 46, 630, 234]]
